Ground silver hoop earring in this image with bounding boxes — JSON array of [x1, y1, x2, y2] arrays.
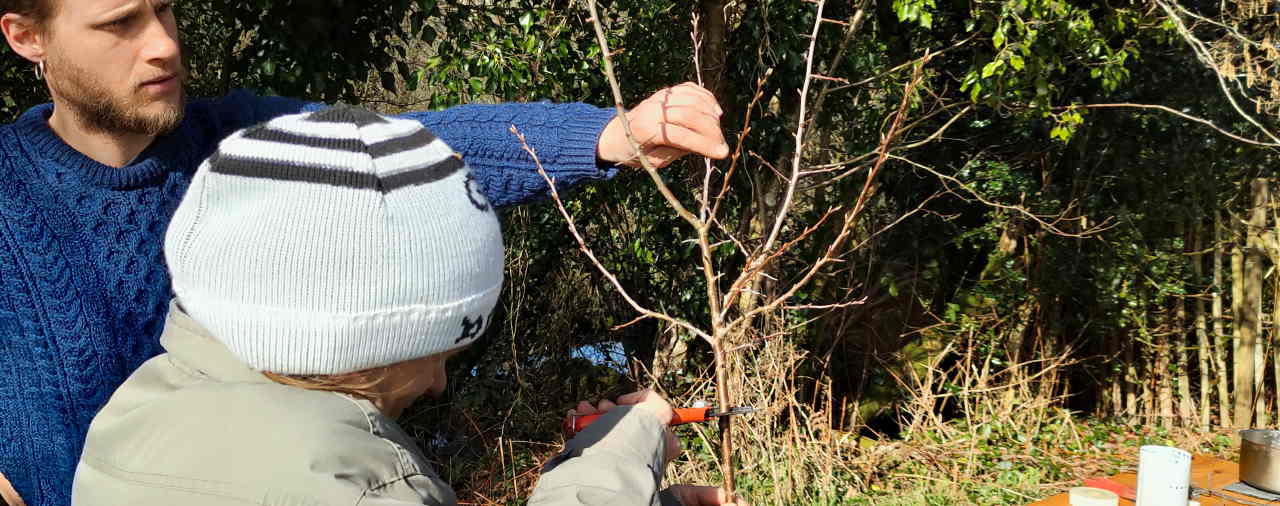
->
[[34, 61, 44, 80]]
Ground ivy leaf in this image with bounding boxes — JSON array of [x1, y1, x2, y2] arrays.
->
[[518, 11, 534, 32], [982, 60, 1003, 78]]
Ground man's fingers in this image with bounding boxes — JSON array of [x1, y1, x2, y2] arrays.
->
[[648, 122, 730, 160], [615, 389, 655, 405], [657, 106, 728, 157], [651, 86, 722, 118], [596, 399, 617, 412], [575, 401, 597, 415], [670, 485, 733, 506], [669, 82, 722, 115], [642, 147, 687, 169], [664, 428, 682, 463]]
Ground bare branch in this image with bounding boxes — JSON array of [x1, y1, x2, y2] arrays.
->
[[693, 12, 716, 221], [585, 0, 706, 229], [801, 104, 973, 183], [760, 0, 828, 255], [1154, 0, 1280, 145], [727, 53, 933, 335], [807, 0, 873, 131], [1062, 102, 1280, 148], [889, 153, 1113, 238], [512, 125, 711, 342], [712, 70, 773, 219]]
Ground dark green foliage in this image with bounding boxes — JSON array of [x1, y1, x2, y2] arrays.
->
[[5, 0, 1280, 500], [1, 0, 426, 120]]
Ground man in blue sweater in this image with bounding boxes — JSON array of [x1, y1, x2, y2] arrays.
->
[[0, 1, 729, 505]]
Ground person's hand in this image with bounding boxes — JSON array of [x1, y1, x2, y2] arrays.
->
[[568, 389, 681, 462], [0, 471, 26, 506], [667, 485, 749, 506], [596, 82, 729, 169]]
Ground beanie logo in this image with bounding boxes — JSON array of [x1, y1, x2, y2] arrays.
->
[[465, 174, 489, 212], [457, 315, 486, 343]]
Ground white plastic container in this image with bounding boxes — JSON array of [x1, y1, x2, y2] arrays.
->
[[1135, 445, 1192, 506]]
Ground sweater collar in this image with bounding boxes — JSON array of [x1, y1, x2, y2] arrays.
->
[[12, 103, 188, 189], [160, 301, 272, 384]]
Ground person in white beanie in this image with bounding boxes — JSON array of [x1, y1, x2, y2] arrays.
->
[[68, 106, 741, 506]]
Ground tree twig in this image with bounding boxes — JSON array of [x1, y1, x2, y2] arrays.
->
[[760, 0, 827, 255], [512, 125, 711, 342], [585, 0, 705, 229], [1059, 102, 1279, 148]]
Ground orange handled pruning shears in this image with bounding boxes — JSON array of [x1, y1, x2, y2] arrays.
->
[[563, 405, 758, 436]]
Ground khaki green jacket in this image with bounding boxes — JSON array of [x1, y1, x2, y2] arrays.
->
[[72, 304, 675, 506]]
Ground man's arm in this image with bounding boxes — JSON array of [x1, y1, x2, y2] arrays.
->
[[402, 83, 728, 208], [398, 101, 617, 209], [224, 83, 727, 208]]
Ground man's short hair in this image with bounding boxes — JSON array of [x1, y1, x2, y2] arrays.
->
[[1, 0, 54, 24]]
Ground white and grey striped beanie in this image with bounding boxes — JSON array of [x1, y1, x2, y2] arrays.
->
[[164, 106, 503, 375]]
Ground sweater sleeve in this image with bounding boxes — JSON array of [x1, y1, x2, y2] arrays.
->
[[215, 93, 620, 208], [529, 406, 671, 506], [396, 103, 619, 208]]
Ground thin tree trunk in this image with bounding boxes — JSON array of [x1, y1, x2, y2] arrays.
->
[[1112, 333, 1124, 418], [1176, 221, 1195, 426], [1258, 181, 1273, 427], [696, 0, 728, 99], [1157, 324, 1173, 428], [1274, 197, 1280, 425], [1233, 240, 1250, 429], [1235, 180, 1267, 429], [1215, 209, 1231, 428], [1194, 225, 1212, 430], [1273, 270, 1280, 426], [1125, 333, 1138, 419], [1246, 179, 1267, 428], [713, 343, 734, 495]]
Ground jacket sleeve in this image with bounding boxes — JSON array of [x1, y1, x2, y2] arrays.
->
[[356, 473, 458, 506], [528, 406, 673, 506]]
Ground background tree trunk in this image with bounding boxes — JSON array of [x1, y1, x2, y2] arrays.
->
[[696, 0, 728, 99], [1258, 180, 1274, 427], [1233, 238, 1250, 429], [1125, 322, 1138, 419], [1215, 209, 1231, 429], [1194, 225, 1212, 429], [1176, 221, 1195, 426], [1235, 178, 1268, 429], [1157, 320, 1174, 428], [1249, 180, 1269, 430]]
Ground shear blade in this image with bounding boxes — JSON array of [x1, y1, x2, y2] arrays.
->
[[708, 406, 758, 417]]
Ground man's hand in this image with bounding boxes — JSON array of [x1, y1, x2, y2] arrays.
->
[[596, 83, 729, 169], [568, 389, 681, 462], [667, 485, 750, 506]]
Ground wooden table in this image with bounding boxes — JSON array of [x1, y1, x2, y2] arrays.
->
[[1030, 455, 1280, 505]]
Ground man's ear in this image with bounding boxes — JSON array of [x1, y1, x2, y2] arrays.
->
[[1, 13, 47, 64]]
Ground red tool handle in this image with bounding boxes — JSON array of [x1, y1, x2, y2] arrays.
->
[[1082, 477, 1137, 500], [563, 407, 713, 435]]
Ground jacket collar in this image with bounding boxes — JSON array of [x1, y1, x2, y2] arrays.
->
[[161, 300, 273, 384]]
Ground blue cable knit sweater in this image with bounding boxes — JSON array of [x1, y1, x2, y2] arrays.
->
[[0, 91, 617, 506]]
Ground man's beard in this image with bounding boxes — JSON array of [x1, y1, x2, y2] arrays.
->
[[46, 53, 186, 136]]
